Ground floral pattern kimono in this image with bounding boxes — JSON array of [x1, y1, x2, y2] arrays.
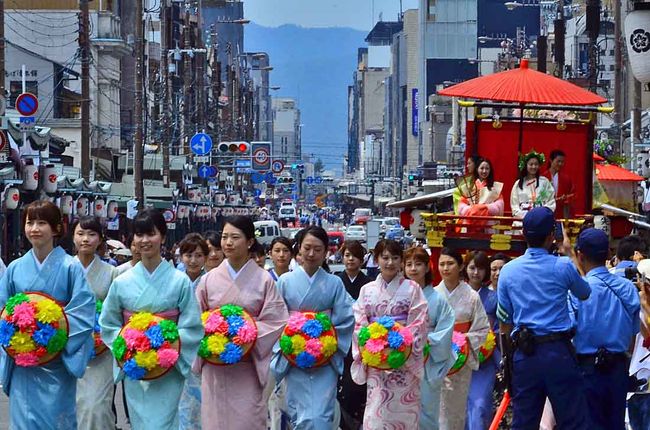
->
[[351, 275, 428, 429], [510, 176, 556, 219]]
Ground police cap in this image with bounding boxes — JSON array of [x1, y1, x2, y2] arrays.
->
[[523, 207, 555, 239], [575, 228, 609, 261]]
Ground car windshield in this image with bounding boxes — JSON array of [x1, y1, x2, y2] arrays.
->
[[280, 208, 293, 214]]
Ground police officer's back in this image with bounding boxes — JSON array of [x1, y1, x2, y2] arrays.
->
[[572, 228, 640, 430], [497, 207, 591, 429]]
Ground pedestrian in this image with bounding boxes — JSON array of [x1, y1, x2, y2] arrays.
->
[[99, 208, 203, 429], [572, 228, 640, 429], [497, 207, 591, 429], [436, 247, 489, 430], [269, 236, 293, 281], [610, 235, 645, 278], [403, 246, 455, 430], [115, 236, 141, 276], [196, 216, 288, 430], [351, 241, 428, 429], [73, 216, 118, 429], [177, 233, 209, 430], [0, 200, 95, 428], [271, 226, 355, 429]]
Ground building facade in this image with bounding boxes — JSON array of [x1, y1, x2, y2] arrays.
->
[[272, 98, 301, 162]]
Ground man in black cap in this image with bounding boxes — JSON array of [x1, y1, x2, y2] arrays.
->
[[572, 228, 640, 429], [497, 206, 591, 429]]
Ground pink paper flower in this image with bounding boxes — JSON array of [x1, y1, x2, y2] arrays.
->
[[364, 338, 387, 354], [157, 347, 179, 368], [15, 352, 39, 367], [123, 328, 147, 350], [305, 338, 323, 359], [12, 303, 36, 329], [234, 322, 257, 345], [205, 313, 228, 335], [452, 331, 467, 347], [287, 312, 307, 333], [399, 328, 414, 346]]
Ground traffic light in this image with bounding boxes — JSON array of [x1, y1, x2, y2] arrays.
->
[[217, 142, 250, 154], [277, 177, 294, 184]]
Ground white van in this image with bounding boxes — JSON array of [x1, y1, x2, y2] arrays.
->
[[254, 220, 281, 246], [278, 205, 297, 226]]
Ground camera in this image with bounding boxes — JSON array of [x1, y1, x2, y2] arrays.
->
[[625, 267, 639, 282]]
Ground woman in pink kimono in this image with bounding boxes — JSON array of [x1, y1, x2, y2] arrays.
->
[[195, 216, 289, 430], [435, 247, 489, 430], [352, 239, 428, 429]]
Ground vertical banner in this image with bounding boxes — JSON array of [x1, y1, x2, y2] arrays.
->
[[412, 88, 419, 136]]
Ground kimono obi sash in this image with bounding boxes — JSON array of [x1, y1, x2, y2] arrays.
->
[[454, 321, 472, 334], [370, 313, 408, 324], [122, 308, 180, 324]]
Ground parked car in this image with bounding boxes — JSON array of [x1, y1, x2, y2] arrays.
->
[[345, 225, 367, 242], [385, 225, 405, 242], [373, 217, 401, 235], [352, 208, 372, 225], [254, 220, 281, 247]]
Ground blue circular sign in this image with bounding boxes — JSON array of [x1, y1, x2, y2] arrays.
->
[[190, 133, 213, 155]]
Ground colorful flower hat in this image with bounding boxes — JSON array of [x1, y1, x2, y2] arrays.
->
[[478, 329, 496, 364], [113, 312, 180, 380], [91, 299, 108, 359], [280, 311, 338, 369], [448, 331, 469, 376], [358, 316, 413, 370], [198, 304, 258, 365], [0, 292, 69, 367]]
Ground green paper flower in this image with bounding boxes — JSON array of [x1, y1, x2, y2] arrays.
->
[[6, 293, 30, 315], [315, 313, 332, 331], [424, 342, 431, 358], [220, 304, 243, 317], [113, 336, 127, 361], [95, 300, 103, 314], [159, 319, 179, 342], [279, 335, 293, 355], [198, 337, 211, 358], [358, 327, 370, 347], [387, 350, 406, 369], [46, 329, 68, 354]]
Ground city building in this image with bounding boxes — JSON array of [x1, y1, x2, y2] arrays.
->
[[272, 98, 301, 163]]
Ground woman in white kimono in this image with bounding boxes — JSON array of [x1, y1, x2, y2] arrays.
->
[[99, 208, 203, 430], [510, 151, 556, 219], [0, 200, 96, 429], [403, 246, 456, 430], [177, 233, 209, 430], [435, 247, 489, 430], [271, 226, 355, 430], [74, 216, 118, 429], [196, 216, 288, 430]]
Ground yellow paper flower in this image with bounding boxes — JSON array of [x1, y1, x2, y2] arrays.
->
[[201, 311, 211, 324], [291, 335, 306, 354], [10, 332, 36, 353], [321, 335, 338, 357], [134, 350, 159, 370], [361, 349, 382, 367], [368, 322, 388, 339], [484, 331, 496, 350], [129, 312, 155, 331], [35, 299, 63, 324], [207, 334, 228, 355]]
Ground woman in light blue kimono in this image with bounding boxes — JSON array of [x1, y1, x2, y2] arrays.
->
[[177, 233, 208, 430], [403, 246, 456, 430], [73, 216, 118, 429], [271, 226, 355, 430], [0, 200, 95, 429], [99, 208, 203, 430]]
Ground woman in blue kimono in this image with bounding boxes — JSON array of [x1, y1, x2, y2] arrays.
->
[[0, 200, 95, 429], [271, 226, 355, 430], [99, 208, 203, 430]]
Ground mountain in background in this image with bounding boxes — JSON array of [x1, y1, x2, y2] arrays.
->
[[245, 23, 367, 173]]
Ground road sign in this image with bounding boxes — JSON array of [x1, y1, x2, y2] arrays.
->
[[19, 116, 35, 132], [190, 133, 212, 156], [267, 176, 277, 185], [198, 165, 212, 178], [271, 159, 285, 174], [315, 176, 323, 185], [251, 142, 271, 171], [208, 166, 218, 177], [254, 189, 262, 197], [266, 189, 273, 197], [193, 155, 209, 162], [162, 209, 176, 223], [306, 176, 314, 185], [16, 93, 38, 116], [250, 172, 264, 184]]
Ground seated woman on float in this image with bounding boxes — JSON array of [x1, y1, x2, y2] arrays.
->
[[509, 150, 556, 219], [457, 158, 504, 217]]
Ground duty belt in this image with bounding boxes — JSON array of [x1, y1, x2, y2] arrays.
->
[[533, 330, 573, 344]]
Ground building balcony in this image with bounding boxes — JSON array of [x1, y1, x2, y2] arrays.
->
[[92, 11, 131, 57]]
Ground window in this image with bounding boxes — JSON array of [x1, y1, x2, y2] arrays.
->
[[9, 81, 38, 107], [609, 50, 614, 56], [427, 0, 436, 21], [609, 65, 615, 71]]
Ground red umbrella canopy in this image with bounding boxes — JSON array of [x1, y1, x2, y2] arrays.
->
[[437, 59, 607, 105]]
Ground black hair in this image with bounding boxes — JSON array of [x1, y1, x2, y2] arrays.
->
[[463, 250, 490, 283], [526, 235, 548, 248], [440, 247, 463, 267], [490, 252, 511, 264], [298, 226, 329, 249], [23, 200, 64, 238], [203, 230, 222, 249], [468, 155, 482, 177], [616, 235, 645, 261], [477, 158, 496, 191], [373, 239, 403, 260], [250, 241, 266, 257], [71, 216, 104, 240], [549, 149, 566, 162], [133, 208, 167, 237], [340, 240, 366, 261], [223, 216, 256, 241], [270, 237, 294, 255], [293, 229, 305, 256], [517, 154, 542, 190]]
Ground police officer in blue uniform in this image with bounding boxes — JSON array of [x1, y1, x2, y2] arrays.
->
[[572, 228, 640, 429], [497, 207, 591, 429]]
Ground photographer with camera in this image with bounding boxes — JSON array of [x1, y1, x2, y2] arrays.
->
[[571, 228, 640, 429], [610, 235, 646, 278]]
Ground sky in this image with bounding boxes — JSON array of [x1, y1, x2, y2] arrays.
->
[[244, 0, 420, 31]]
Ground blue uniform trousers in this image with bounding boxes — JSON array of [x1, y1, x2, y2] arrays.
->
[[579, 358, 628, 430], [628, 394, 650, 430], [465, 356, 497, 430], [511, 340, 589, 430]]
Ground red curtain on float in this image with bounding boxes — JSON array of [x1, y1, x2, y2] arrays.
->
[[465, 120, 593, 217]]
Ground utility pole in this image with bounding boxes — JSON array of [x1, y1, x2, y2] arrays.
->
[[553, 1, 565, 77], [195, 8, 205, 132], [183, 3, 192, 156], [134, 0, 145, 206], [160, 0, 171, 187], [586, 0, 600, 92], [613, 0, 623, 154], [79, 0, 91, 180]]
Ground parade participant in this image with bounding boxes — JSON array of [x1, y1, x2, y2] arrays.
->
[[435, 247, 489, 430], [116, 237, 141, 276], [497, 207, 591, 429], [610, 235, 645, 277], [572, 228, 640, 429], [177, 233, 209, 430], [510, 150, 556, 219], [403, 246, 455, 430], [488, 253, 510, 292], [196, 216, 288, 430], [251, 241, 268, 269], [73, 216, 118, 429], [542, 149, 575, 218], [335, 240, 371, 430], [99, 208, 203, 429], [454, 155, 482, 214], [463, 251, 498, 430], [0, 200, 95, 428], [271, 226, 354, 429], [458, 158, 504, 217], [204, 230, 225, 272], [269, 236, 293, 281]]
